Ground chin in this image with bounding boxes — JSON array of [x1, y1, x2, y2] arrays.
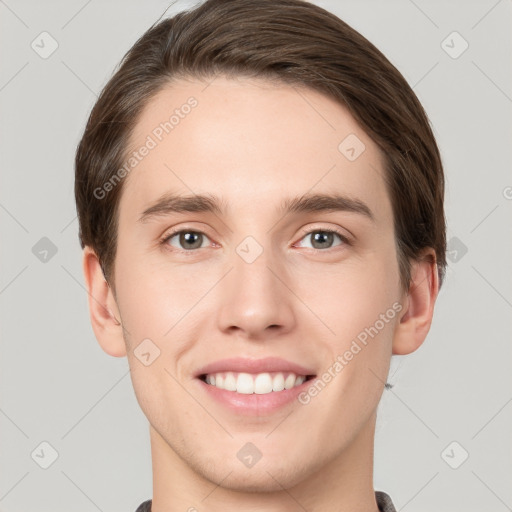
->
[[213, 467, 299, 493], [199, 454, 313, 494]]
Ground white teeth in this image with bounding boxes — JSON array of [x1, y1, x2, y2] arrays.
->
[[295, 375, 306, 386], [203, 371, 308, 394], [254, 373, 273, 394], [236, 373, 254, 394], [284, 374, 296, 389], [272, 373, 285, 391], [224, 372, 237, 391]]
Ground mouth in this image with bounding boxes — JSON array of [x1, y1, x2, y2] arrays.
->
[[193, 357, 317, 414], [198, 371, 316, 395]]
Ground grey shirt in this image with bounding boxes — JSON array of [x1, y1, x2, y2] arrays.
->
[[135, 490, 396, 511]]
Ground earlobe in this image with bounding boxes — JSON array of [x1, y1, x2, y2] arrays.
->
[[392, 248, 439, 355], [82, 247, 127, 358]]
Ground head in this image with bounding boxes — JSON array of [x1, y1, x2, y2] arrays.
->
[[76, 0, 446, 494]]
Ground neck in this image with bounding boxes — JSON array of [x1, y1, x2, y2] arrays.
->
[[150, 411, 380, 512]]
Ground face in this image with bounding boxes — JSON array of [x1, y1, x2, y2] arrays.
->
[[109, 75, 405, 491]]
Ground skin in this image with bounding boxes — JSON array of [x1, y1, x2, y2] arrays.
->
[[83, 75, 439, 512]]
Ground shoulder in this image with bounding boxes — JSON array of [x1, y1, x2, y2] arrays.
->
[[375, 490, 397, 512], [134, 499, 152, 512]]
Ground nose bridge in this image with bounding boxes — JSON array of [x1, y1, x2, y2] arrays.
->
[[234, 235, 276, 295], [215, 233, 295, 336]]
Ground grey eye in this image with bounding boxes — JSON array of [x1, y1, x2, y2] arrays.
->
[[167, 231, 210, 250], [299, 230, 343, 250]]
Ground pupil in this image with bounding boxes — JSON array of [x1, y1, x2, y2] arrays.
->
[[181, 232, 202, 249], [177, 231, 333, 250], [313, 231, 332, 249]]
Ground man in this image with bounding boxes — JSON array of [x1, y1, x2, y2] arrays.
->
[[75, 0, 446, 510]]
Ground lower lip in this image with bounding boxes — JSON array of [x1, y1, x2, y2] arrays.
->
[[196, 377, 315, 416]]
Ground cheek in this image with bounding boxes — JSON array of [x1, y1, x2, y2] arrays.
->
[[113, 246, 190, 340], [294, 245, 401, 396], [128, 362, 176, 430], [308, 261, 399, 413], [298, 245, 400, 334]]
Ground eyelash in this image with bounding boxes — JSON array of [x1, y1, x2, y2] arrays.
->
[[159, 226, 351, 254]]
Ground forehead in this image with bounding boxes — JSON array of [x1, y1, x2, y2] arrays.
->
[[119, 75, 392, 226]]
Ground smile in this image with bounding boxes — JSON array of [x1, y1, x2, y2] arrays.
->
[[200, 371, 314, 395]]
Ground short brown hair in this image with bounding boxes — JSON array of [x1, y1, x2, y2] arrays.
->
[[75, 0, 447, 292]]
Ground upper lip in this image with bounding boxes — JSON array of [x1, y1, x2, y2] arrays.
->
[[195, 357, 316, 378]]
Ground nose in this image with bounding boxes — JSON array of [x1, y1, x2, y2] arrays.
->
[[216, 242, 296, 340]]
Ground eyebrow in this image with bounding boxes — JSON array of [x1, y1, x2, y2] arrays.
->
[[138, 192, 375, 223]]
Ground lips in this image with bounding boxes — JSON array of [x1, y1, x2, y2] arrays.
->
[[194, 356, 316, 379]]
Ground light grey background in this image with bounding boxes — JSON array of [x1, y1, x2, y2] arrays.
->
[[1, 1, 511, 511]]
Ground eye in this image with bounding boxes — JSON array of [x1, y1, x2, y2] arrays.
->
[[162, 229, 211, 251], [160, 227, 350, 253], [295, 228, 348, 250]]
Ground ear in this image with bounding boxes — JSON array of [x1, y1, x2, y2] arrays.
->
[[393, 248, 439, 355], [82, 247, 126, 357]]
